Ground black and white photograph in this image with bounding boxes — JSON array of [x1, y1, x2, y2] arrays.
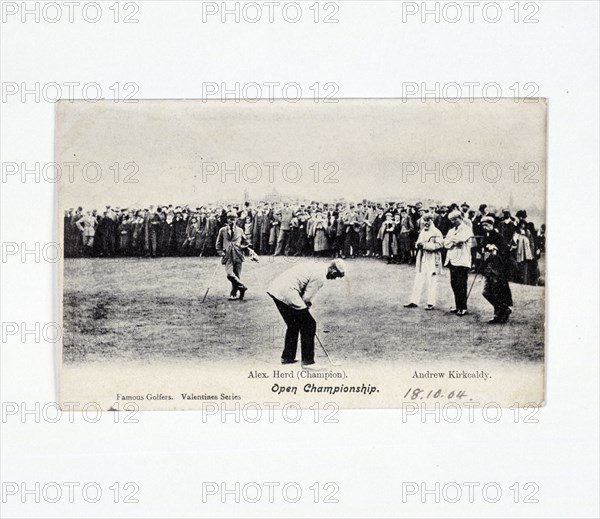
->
[[2, 2, 598, 518], [58, 98, 546, 408]]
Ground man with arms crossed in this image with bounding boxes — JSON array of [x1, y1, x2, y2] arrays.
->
[[443, 210, 474, 316]]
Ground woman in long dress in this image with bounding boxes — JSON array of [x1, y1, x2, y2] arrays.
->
[[377, 212, 397, 264], [311, 211, 330, 257]]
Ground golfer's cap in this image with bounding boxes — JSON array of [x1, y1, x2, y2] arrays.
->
[[481, 216, 495, 225], [461, 202, 470, 208], [448, 209, 462, 220], [227, 212, 237, 219], [330, 259, 346, 276]]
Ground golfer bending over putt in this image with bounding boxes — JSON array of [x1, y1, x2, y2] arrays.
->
[[267, 260, 345, 369]]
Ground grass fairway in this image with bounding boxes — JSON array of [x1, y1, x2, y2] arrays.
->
[[63, 256, 545, 365]]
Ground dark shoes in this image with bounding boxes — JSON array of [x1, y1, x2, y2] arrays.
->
[[495, 307, 512, 323], [281, 359, 298, 365], [238, 287, 247, 301], [403, 303, 434, 310]]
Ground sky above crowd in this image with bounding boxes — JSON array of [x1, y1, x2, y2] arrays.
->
[[57, 99, 547, 213]]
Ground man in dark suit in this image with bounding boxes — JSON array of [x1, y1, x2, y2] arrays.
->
[[216, 212, 251, 300], [480, 216, 514, 323], [371, 206, 385, 257]]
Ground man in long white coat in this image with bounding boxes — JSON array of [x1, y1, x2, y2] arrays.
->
[[404, 214, 443, 310]]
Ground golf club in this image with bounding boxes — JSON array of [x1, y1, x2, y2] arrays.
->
[[315, 333, 341, 366], [466, 269, 481, 302], [201, 248, 260, 303], [201, 259, 222, 303], [466, 236, 485, 303]]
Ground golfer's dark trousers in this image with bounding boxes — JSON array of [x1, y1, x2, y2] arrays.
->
[[270, 296, 316, 364], [449, 264, 469, 311], [225, 260, 245, 297], [483, 276, 513, 317], [343, 228, 359, 257]]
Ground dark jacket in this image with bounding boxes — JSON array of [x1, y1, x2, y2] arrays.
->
[[216, 224, 250, 264]]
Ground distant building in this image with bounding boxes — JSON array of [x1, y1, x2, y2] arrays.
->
[[264, 188, 294, 205], [264, 188, 279, 204]]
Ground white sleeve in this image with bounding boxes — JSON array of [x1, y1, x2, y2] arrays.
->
[[302, 278, 324, 305]]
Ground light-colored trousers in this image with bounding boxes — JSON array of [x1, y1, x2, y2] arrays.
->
[[410, 271, 438, 306]]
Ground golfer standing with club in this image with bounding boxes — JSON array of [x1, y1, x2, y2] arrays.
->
[[479, 216, 514, 323], [267, 260, 346, 369], [215, 212, 251, 301]]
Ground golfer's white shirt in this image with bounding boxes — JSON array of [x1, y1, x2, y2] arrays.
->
[[443, 222, 473, 268], [267, 263, 326, 310]]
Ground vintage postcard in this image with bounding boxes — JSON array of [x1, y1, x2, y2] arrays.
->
[[57, 98, 546, 410]]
